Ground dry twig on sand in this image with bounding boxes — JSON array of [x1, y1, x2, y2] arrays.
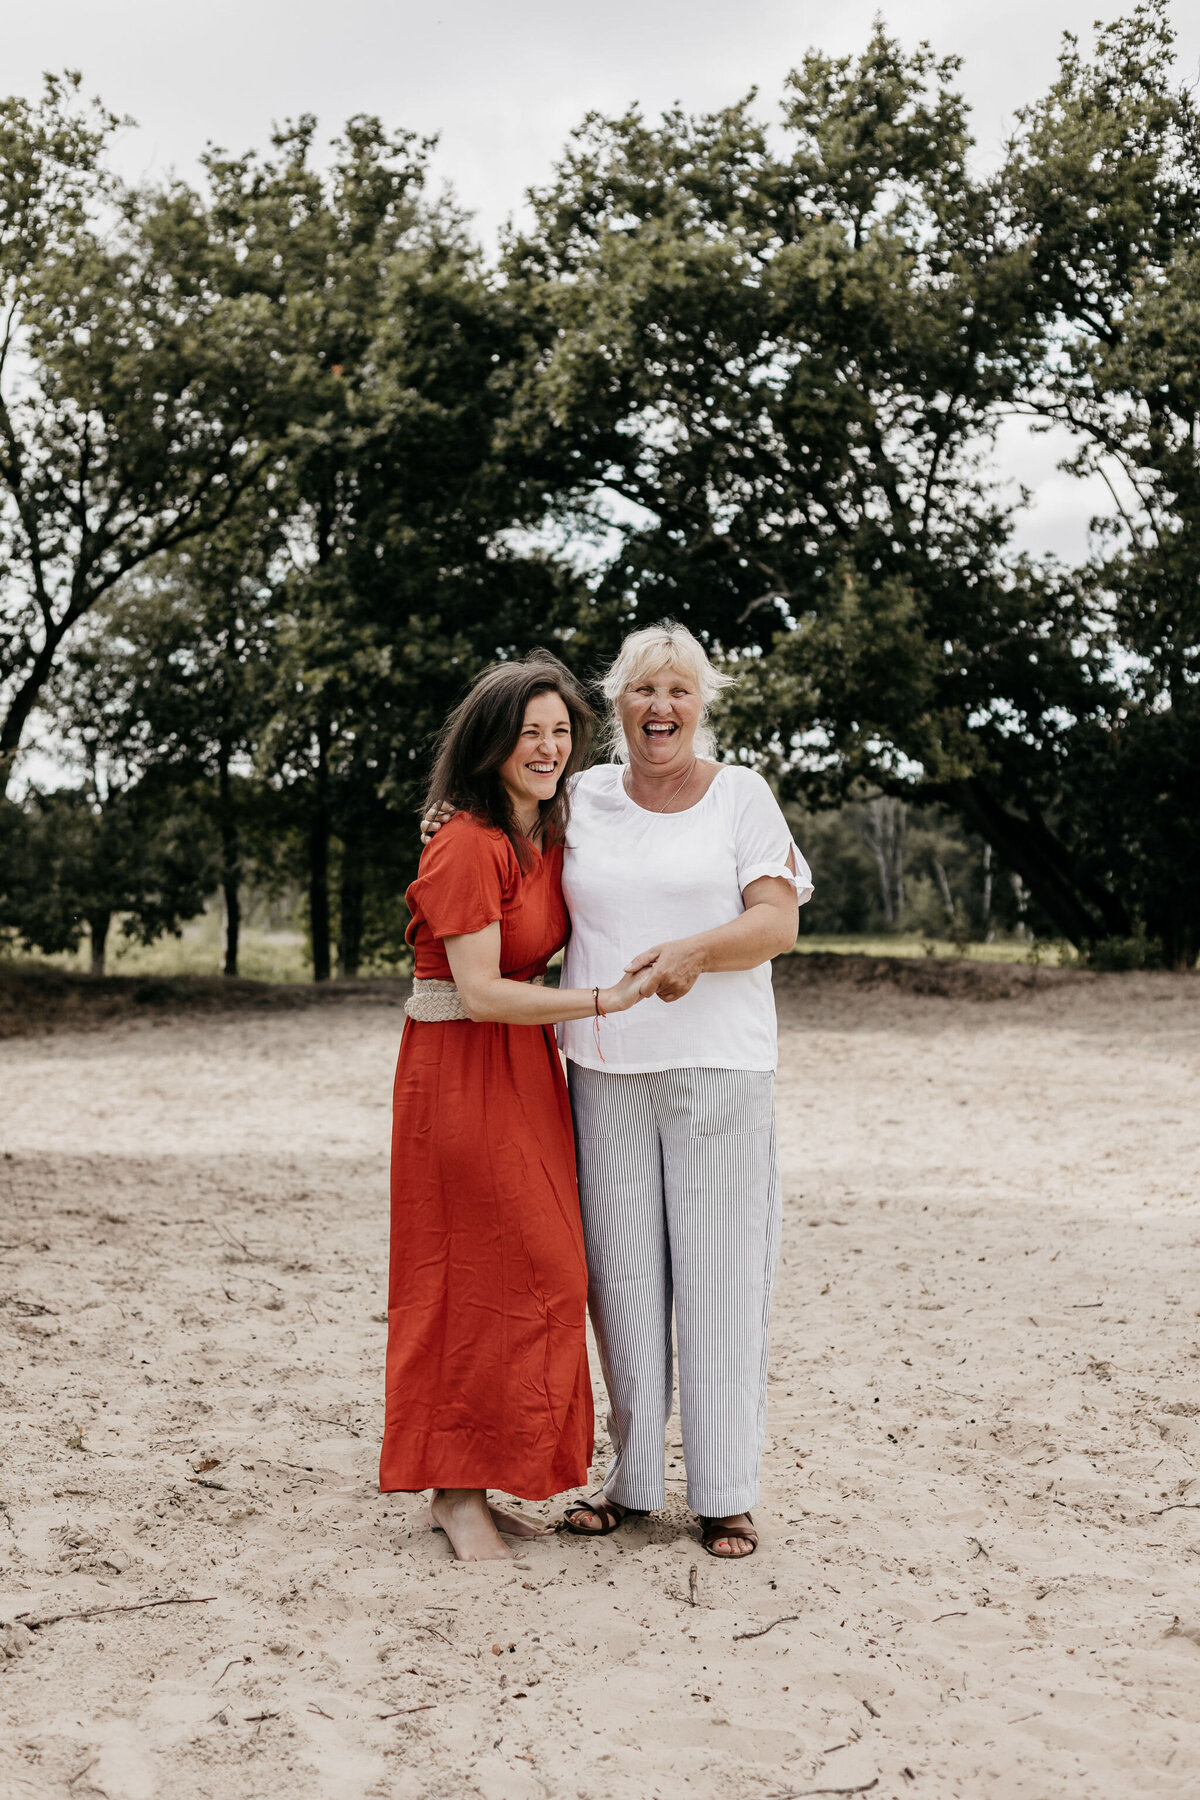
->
[[14, 1594, 214, 1631], [378, 1703, 437, 1719], [215, 1223, 257, 1259], [688, 1564, 698, 1607], [777, 1782, 879, 1799], [733, 1613, 801, 1641], [417, 1622, 454, 1647]]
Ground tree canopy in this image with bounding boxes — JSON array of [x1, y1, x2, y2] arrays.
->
[[1, 6, 1197, 971]]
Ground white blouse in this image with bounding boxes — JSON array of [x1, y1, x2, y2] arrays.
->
[[559, 764, 813, 1074]]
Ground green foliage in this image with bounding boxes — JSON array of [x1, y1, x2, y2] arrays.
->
[[0, 781, 211, 970], [985, 2, 1200, 967], [0, 76, 297, 790], [2, 12, 1198, 975], [787, 798, 1029, 942], [501, 6, 1199, 965], [503, 30, 1102, 845], [186, 119, 593, 976], [1084, 922, 1166, 971]]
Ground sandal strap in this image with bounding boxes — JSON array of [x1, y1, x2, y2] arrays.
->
[[700, 1514, 758, 1548], [562, 1496, 626, 1535]]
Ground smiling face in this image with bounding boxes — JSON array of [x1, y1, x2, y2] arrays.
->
[[618, 664, 704, 773], [497, 690, 573, 826]]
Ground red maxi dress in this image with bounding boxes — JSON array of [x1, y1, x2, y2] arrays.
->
[[379, 812, 594, 1500]]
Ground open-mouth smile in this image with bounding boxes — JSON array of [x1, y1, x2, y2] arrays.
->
[[643, 722, 678, 737]]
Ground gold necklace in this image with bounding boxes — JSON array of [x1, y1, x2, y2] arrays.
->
[[624, 757, 698, 814]]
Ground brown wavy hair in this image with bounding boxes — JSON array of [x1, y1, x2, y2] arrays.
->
[[423, 652, 596, 868]]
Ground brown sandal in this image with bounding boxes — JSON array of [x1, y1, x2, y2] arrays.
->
[[699, 1513, 758, 1558], [560, 1495, 642, 1537]]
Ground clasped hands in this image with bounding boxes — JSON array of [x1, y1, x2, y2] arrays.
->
[[624, 938, 705, 1004], [600, 938, 702, 1011]]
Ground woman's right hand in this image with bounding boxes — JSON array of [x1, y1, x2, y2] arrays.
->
[[598, 964, 657, 1015], [420, 801, 458, 845]]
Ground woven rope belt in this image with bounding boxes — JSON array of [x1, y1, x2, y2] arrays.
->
[[405, 973, 545, 1022]]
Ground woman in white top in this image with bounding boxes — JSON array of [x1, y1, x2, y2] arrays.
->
[[558, 623, 811, 1558], [425, 622, 812, 1557]]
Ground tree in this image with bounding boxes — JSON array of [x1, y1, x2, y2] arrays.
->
[[194, 117, 588, 977], [503, 39, 1071, 793], [186, 116, 433, 978], [995, 1, 1200, 964], [505, 17, 1198, 964], [506, 33, 1034, 646], [787, 796, 1007, 939], [0, 75, 293, 799], [58, 515, 280, 975], [3, 104, 591, 985], [12, 604, 219, 972], [0, 780, 210, 974]]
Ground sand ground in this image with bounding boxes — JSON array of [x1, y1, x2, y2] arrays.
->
[[1, 968, 1199, 1800]]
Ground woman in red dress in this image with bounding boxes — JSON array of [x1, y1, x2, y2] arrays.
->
[[380, 655, 647, 1562]]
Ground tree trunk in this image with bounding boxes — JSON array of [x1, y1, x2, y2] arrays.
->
[[933, 858, 955, 923], [88, 910, 111, 977], [863, 797, 906, 927], [981, 842, 993, 938], [217, 743, 241, 978], [1011, 871, 1029, 938], [0, 626, 70, 799], [337, 826, 365, 980], [222, 875, 241, 978], [309, 813, 331, 983], [893, 806, 906, 924], [1157, 915, 1197, 971], [309, 722, 332, 984]]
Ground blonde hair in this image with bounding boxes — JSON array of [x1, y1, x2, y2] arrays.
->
[[600, 622, 736, 762]]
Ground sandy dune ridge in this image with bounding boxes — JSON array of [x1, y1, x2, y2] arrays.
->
[[1, 967, 1199, 1798]]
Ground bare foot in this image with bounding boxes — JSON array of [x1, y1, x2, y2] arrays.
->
[[429, 1489, 512, 1561], [488, 1504, 549, 1540], [705, 1513, 757, 1557]]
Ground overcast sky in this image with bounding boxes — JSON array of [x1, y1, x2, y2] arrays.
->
[[10, 1, 1199, 560], [14, 2, 1198, 239]]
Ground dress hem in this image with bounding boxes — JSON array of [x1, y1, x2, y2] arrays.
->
[[379, 1467, 591, 1505]]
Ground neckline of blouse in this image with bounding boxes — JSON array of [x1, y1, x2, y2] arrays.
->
[[615, 761, 729, 819]]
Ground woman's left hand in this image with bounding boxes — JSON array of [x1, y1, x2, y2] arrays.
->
[[625, 938, 706, 1002]]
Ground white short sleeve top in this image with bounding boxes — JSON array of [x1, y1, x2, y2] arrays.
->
[[559, 764, 814, 1074]]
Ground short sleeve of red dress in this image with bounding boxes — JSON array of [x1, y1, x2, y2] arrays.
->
[[405, 817, 520, 968]]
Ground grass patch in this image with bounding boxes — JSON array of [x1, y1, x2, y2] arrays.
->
[[792, 933, 1076, 966], [15, 922, 1069, 988], [30, 916, 312, 984]]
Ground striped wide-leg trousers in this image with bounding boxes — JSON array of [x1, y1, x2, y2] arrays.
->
[[567, 1064, 782, 1518]]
